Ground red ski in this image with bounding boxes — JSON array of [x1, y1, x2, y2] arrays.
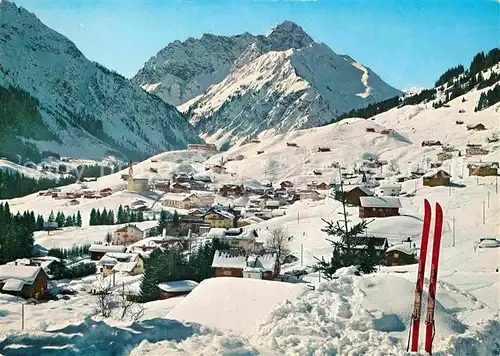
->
[[424, 202, 443, 354], [408, 199, 432, 352]]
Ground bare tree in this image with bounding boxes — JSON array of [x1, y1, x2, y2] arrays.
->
[[118, 282, 144, 321], [104, 231, 113, 244], [266, 226, 291, 263], [93, 277, 117, 317]]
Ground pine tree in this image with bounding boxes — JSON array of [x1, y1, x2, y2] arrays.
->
[[137, 211, 144, 222], [104, 231, 112, 244], [117, 205, 125, 224], [89, 208, 97, 226], [139, 249, 162, 302], [48, 210, 55, 222], [158, 210, 168, 233], [100, 208, 108, 225], [65, 215, 73, 227], [172, 210, 180, 228], [76, 211, 82, 227], [36, 214, 44, 230], [96, 209, 101, 225], [108, 210, 115, 225]]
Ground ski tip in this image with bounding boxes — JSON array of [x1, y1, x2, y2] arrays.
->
[[436, 202, 443, 213], [424, 199, 431, 209]]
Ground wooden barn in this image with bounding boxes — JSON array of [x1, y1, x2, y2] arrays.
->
[[89, 244, 127, 261], [467, 123, 486, 131], [422, 170, 451, 187], [366, 127, 376, 132], [359, 197, 402, 218], [286, 142, 298, 147], [344, 186, 375, 206], [467, 162, 499, 177], [0, 265, 48, 299], [313, 170, 323, 176], [385, 244, 418, 266], [318, 147, 331, 152], [421, 140, 442, 147], [211, 250, 247, 278]]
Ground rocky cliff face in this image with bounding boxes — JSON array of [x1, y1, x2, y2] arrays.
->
[[0, 1, 202, 162]]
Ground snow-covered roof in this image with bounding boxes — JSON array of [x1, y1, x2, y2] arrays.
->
[[422, 169, 450, 178], [359, 196, 402, 208], [265, 200, 280, 207], [158, 280, 199, 293], [89, 245, 127, 253], [386, 244, 416, 255], [246, 253, 277, 272], [97, 257, 118, 266], [113, 262, 137, 273], [207, 228, 226, 239], [0, 265, 42, 284], [467, 162, 499, 169], [211, 251, 247, 269], [379, 184, 402, 190], [348, 186, 374, 196], [208, 210, 235, 220], [1, 278, 25, 292]]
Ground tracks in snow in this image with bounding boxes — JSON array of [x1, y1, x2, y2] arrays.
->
[[350, 61, 373, 98]]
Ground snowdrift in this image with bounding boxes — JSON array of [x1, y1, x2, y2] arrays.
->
[[167, 277, 308, 334]]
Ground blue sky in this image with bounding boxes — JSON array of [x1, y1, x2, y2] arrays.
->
[[13, 0, 499, 89]]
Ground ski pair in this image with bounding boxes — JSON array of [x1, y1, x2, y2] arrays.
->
[[407, 199, 443, 354]]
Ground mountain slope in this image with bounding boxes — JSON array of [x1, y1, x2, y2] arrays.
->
[[0, 1, 202, 162], [134, 21, 401, 149]]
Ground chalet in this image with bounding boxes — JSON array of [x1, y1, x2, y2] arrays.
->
[[89, 244, 127, 261], [366, 127, 376, 132], [100, 188, 113, 197], [250, 139, 261, 143], [97, 252, 144, 277], [344, 186, 375, 206], [213, 228, 259, 252], [265, 200, 280, 210], [219, 184, 243, 197], [66, 199, 80, 206], [313, 170, 323, 176], [187, 143, 218, 152], [437, 152, 453, 162], [359, 196, 402, 218], [379, 184, 402, 197], [467, 123, 486, 131], [113, 225, 144, 245], [299, 190, 322, 201], [158, 280, 199, 299], [203, 209, 235, 228], [172, 172, 191, 183], [212, 165, 226, 174], [170, 182, 190, 193], [351, 236, 389, 255], [467, 162, 499, 177], [422, 170, 451, 187], [487, 134, 499, 143], [130, 199, 148, 211], [161, 193, 200, 209], [455, 120, 464, 125], [381, 129, 394, 135], [430, 162, 443, 168], [308, 182, 329, 190], [212, 250, 247, 277], [280, 181, 294, 189], [421, 140, 442, 147], [385, 244, 418, 266], [466, 145, 489, 157], [188, 180, 207, 191], [191, 191, 215, 206], [318, 147, 331, 152], [0, 265, 48, 299], [243, 253, 279, 280], [286, 142, 298, 147]]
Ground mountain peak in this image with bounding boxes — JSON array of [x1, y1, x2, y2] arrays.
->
[[265, 20, 313, 51]]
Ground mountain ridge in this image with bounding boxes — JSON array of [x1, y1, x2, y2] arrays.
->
[[0, 0, 202, 163]]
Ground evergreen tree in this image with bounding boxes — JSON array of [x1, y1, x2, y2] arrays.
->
[[36, 214, 44, 230], [96, 209, 101, 225], [100, 208, 108, 225], [137, 211, 144, 222], [108, 210, 115, 225], [48, 210, 55, 222], [104, 231, 112, 244], [129, 211, 137, 223], [55, 211, 65, 227], [65, 215, 73, 227], [158, 210, 169, 233], [76, 211, 82, 227], [89, 208, 97, 226], [312, 178, 380, 279], [139, 249, 162, 302], [117, 205, 125, 224], [172, 210, 181, 228]]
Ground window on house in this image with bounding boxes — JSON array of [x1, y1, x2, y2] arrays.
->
[[223, 270, 231, 276], [394, 253, 399, 258]]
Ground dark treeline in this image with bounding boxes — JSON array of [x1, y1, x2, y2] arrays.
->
[[49, 260, 96, 280], [89, 205, 144, 226], [0, 170, 75, 199], [0, 202, 36, 264], [48, 244, 90, 260], [435, 65, 465, 87], [45, 210, 83, 228], [475, 84, 500, 112]]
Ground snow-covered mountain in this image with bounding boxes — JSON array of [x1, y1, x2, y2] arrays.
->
[[134, 21, 401, 148], [0, 1, 202, 162]]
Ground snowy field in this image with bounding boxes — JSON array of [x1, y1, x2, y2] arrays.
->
[[0, 86, 499, 355]]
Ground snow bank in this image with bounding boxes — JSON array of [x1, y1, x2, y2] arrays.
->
[[167, 277, 308, 334]]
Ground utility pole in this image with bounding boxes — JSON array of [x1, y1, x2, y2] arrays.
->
[[487, 191, 490, 208], [300, 244, 303, 267], [482, 201, 485, 225], [496, 175, 498, 194], [452, 216, 455, 247]]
